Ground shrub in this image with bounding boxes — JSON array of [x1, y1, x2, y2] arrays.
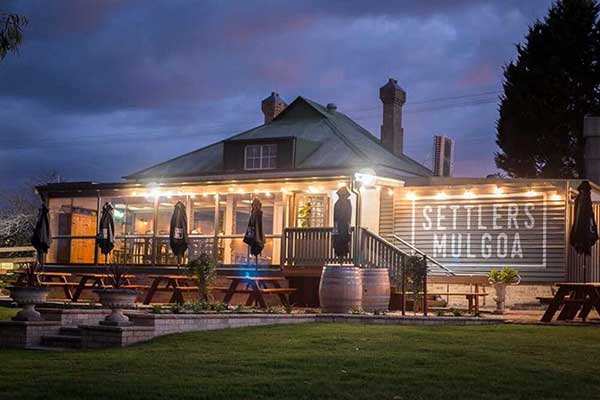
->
[[450, 308, 463, 317], [488, 267, 520, 285], [187, 253, 216, 301], [151, 305, 163, 314]]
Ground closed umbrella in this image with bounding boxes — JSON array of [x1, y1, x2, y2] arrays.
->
[[570, 181, 599, 283], [97, 202, 115, 263], [332, 186, 352, 264], [169, 201, 189, 269], [31, 203, 52, 267], [243, 198, 265, 268]]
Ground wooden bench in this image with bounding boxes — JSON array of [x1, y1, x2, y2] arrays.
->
[[426, 292, 488, 313], [122, 284, 151, 290], [260, 288, 297, 294]]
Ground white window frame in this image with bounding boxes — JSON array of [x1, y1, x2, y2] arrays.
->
[[244, 144, 277, 170]]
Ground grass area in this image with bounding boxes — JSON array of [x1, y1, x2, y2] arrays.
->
[[0, 305, 17, 320], [1, 322, 599, 399]]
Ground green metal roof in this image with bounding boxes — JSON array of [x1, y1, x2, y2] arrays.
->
[[125, 97, 432, 181]]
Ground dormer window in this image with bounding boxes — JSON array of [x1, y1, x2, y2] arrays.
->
[[244, 144, 277, 170]]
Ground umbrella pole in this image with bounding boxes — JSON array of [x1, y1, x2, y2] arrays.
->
[[583, 254, 587, 284]]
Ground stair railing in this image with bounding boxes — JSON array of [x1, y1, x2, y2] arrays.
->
[[389, 234, 455, 276]]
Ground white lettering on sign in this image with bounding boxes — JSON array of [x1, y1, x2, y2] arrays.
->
[[409, 196, 548, 268], [422, 206, 432, 230], [437, 205, 447, 231], [433, 234, 446, 257]]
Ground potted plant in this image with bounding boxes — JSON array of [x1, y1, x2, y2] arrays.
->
[[488, 267, 521, 314], [8, 262, 50, 321], [187, 253, 216, 302], [94, 260, 137, 326]]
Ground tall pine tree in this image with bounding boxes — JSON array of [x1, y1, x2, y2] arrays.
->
[[496, 0, 600, 178]]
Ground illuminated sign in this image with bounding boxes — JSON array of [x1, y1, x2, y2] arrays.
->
[[408, 195, 548, 268]]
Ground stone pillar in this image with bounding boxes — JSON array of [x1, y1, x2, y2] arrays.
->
[[261, 92, 287, 123], [379, 78, 406, 157]]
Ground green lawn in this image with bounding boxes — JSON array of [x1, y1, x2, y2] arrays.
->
[[0, 305, 17, 320], [1, 318, 599, 400]]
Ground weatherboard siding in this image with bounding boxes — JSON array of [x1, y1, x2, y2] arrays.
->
[[391, 183, 569, 282]]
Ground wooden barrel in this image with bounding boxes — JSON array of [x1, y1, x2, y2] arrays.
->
[[319, 265, 362, 313], [361, 268, 391, 312]]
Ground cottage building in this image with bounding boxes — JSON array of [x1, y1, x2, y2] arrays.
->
[[37, 79, 600, 307]]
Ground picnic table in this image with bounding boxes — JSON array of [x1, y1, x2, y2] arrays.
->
[[220, 276, 296, 308], [71, 273, 136, 302], [15, 271, 77, 300], [541, 283, 600, 322], [143, 274, 198, 305]]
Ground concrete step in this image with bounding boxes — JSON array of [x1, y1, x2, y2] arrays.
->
[[41, 334, 82, 349], [59, 327, 82, 336]]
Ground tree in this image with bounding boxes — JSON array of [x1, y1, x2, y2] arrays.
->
[[0, 12, 27, 60], [495, 0, 600, 178], [0, 172, 61, 247]]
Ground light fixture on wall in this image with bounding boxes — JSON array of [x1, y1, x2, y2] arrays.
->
[[405, 191, 417, 201], [463, 190, 476, 199], [493, 185, 504, 195]]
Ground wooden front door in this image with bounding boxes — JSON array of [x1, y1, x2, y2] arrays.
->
[[70, 212, 96, 263]]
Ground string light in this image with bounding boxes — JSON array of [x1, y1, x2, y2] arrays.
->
[[435, 192, 448, 200], [550, 193, 562, 201], [493, 185, 504, 195], [525, 190, 538, 197], [405, 191, 418, 201], [388, 188, 394, 196], [337, 181, 347, 188]]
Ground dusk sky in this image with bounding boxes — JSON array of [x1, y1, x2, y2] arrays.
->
[[1, 0, 555, 189]]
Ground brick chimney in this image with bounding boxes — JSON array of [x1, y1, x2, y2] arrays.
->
[[379, 78, 406, 156], [584, 115, 600, 184], [261, 92, 287, 123]]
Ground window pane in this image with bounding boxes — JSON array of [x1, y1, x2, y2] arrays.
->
[[124, 197, 155, 235], [296, 195, 328, 227], [191, 196, 216, 235], [232, 194, 252, 235]]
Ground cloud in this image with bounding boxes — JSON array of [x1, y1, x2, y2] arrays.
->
[[0, 0, 554, 188]]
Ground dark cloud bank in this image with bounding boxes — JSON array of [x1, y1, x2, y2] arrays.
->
[[0, 0, 553, 188]]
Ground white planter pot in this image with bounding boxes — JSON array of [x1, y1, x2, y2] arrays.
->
[[493, 283, 508, 314], [94, 288, 138, 326], [9, 286, 50, 321]]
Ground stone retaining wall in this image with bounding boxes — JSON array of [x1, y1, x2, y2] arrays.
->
[[40, 309, 110, 327], [0, 321, 60, 348], [128, 313, 317, 337], [80, 325, 155, 349], [0, 309, 504, 349]]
